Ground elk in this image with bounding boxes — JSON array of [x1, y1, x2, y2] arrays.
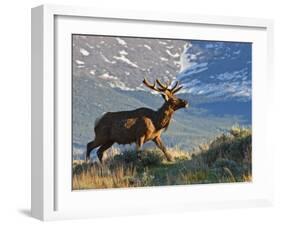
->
[[86, 78, 188, 163]]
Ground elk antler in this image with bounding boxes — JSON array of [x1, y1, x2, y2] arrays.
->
[[143, 78, 162, 92], [156, 79, 169, 91], [170, 81, 179, 92], [143, 78, 183, 95], [170, 81, 183, 94]]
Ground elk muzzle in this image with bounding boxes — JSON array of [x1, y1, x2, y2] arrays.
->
[[174, 99, 188, 110], [180, 99, 188, 108], [184, 100, 189, 108]]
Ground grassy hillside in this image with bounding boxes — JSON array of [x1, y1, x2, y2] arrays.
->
[[72, 127, 251, 189]]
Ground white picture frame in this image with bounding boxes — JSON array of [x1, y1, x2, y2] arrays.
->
[[31, 4, 274, 221]]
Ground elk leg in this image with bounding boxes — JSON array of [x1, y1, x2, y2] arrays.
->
[[153, 137, 172, 162], [136, 136, 145, 158], [97, 142, 114, 163], [86, 139, 101, 161], [136, 136, 145, 151]]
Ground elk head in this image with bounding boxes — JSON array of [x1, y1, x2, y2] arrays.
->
[[143, 78, 188, 111]]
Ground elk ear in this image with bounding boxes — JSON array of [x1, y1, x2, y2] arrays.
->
[[161, 93, 169, 102]]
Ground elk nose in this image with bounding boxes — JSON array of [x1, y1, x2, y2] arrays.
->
[[183, 100, 188, 107]]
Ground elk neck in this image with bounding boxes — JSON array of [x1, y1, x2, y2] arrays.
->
[[154, 102, 175, 131]]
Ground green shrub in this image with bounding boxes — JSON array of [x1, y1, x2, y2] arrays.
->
[[112, 149, 164, 170], [200, 127, 251, 167], [211, 158, 242, 179], [139, 150, 164, 167]]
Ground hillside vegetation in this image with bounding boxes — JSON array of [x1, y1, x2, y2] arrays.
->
[[72, 127, 251, 190]]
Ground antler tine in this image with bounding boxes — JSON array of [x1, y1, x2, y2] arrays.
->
[[170, 81, 179, 92], [143, 78, 160, 92], [156, 79, 168, 91], [143, 77, 180, 93], [172, 85, 183, 94]]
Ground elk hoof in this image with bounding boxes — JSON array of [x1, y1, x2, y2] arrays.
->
[[165, 154, 173, 162], [97, 152, 103, 164]]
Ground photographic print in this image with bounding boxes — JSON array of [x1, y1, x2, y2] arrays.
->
[[72, 35, 252, 190]]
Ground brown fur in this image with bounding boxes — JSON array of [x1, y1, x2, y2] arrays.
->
[[86, 78, 188, 163]]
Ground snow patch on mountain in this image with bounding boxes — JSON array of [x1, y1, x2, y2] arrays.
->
[[100, 53, 116, 64], [80, 48, 90, 56], [119, 50, 128, 55], [109, 80, 134, 91], [116, 38, 127, 46], [177, 40, 252, 101], [160, 57, 168, 61], [75, 60, 85, 65], [99, 73, 118, 80], [85, 43, 94, 49], [178, 62, 209, 78], [179, 43, 195, 73], [113, 55, 139, 68], [143, 44, 151, 50], [166, 49, 180, 58], [159, 41, 167, 45], [90, 70, 95, 75]]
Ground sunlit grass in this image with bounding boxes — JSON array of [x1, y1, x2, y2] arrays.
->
[[73, 126, 252, 189]]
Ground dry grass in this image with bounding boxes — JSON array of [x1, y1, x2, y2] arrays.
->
[[72, 127, 252, 189], [166, 147, 191, 161], [73, 163, 139, 189], [72, 148, 190, 189]]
